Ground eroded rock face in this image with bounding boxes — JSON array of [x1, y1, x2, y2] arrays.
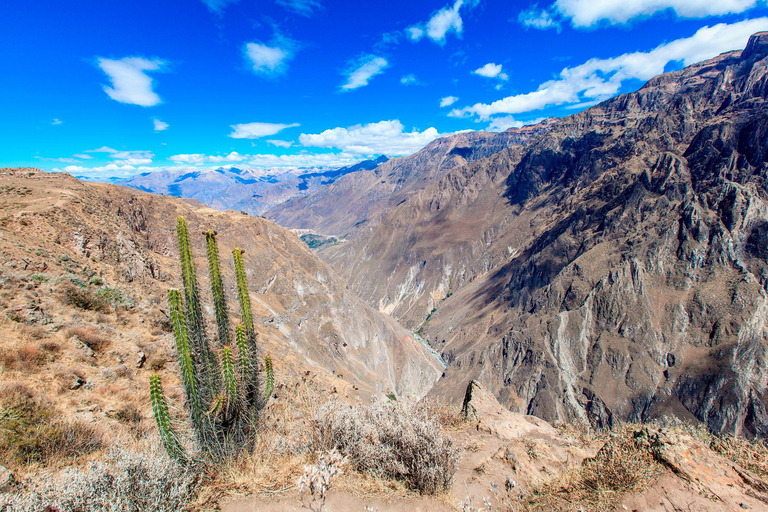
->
[[305, 33, 768, 437], [425, 33, 768, 437]]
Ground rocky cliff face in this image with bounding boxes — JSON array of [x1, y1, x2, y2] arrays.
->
[[308, 33, 768, 437], [0, 169, 443, 400]]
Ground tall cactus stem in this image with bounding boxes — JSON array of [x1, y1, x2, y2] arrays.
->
[[150, 374, 186, 462], [263, 355, 274, 403], [206, 230, 229, 348]]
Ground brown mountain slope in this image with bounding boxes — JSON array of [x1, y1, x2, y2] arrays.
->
[[0, 168, 443, 431], [313, 33, 768, 437], [266, 125, 552, 235]]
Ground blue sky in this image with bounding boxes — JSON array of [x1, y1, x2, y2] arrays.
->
[[2, 0, 767, 178]]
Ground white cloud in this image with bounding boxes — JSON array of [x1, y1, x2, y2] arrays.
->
[[97, 57, 166, 107], [72, 154, 93, 159], [451, 19, 767, 120], [406, 26, 424, 41], [341, 55, 389, 91], [209, 152, 246, 163], [154, 119, 169, 131], [267, 139, 294, 148], [440, 96, 459, 107], [519, 5, 561, 30], [407, 0, 474, 45], [474, 63, 509, 80], [400, 74, 419, 85], [52, 118, 63, 125], [54, 163, 146, 179], [426, 0, 464, 44], [244, 152, 361, 169], [229, 122, 300, 139], [276, 0, 322, 16], [299, 120, 443, 156], [244, 39, 296, 76], [170, 154, 206, 164], [83, 146, 154, 165], [522, 0, 762, 29]]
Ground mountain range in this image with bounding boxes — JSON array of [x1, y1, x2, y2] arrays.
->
[[266, 32, 768, 438]]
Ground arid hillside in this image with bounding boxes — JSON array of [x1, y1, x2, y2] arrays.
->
[[281, 33, 768, 438], [0, 167, 443, 442]]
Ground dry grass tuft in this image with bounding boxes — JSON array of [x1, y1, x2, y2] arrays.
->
[[710, 435, 768, 478], [0, 384, 103, 471], [522, 424, 663, 512], [65, 325, 111, 352], [58, 282, 110, 313], [0, 343, 47, 370]]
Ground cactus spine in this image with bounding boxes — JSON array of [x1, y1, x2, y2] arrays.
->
[[150, 216, 273, 461]]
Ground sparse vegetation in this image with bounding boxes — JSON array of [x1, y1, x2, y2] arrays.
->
[[0, 385, 103, 470], [65, 325, 111, 352], [58, 282, 110, 313], [0, 445, 196, 512], [316, 398, 459, 494]]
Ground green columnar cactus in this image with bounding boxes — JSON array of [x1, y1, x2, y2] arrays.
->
[[233, 248, 260, 409], [206, 230, 229, 347], [151, 216, 273, 461], [150, 374, 185, 462], [177, 217, 216, 375], [263, 355, 274, 402]]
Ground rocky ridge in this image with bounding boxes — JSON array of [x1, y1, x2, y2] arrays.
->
[[292, 33, 768, 438]]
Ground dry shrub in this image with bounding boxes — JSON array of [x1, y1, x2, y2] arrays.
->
[[148, 355, 166, 371], [522, 425, 663, 512], [65, 325, 110, 352], [710, 436, 768, 478], [417, 398, 466, 431], [21, 325, 47, 341], [40, 340, 60, 353], [0, 445, 197, 512], [0, 385, 103, 470], [58, 282, 110, 313], [315, 399, 459, 494], [0, 344, 47, 370]]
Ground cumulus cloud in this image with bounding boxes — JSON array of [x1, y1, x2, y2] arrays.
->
[[169, 154, 206, 164], [519, 5, 561, 30], [229, 122, 300, 139], [473, 63, 509, 80], [451, 19, 767, 120], [341, 55, 389, 91], [406, 26, 424, 41], [267, 139, 293, 148], [521, 0, 762, 29], [54, 163, 149, 179], [407, 0, 477, 45], [52, 118, 63, 125], [209, 152, 247, 163], [299, 119, 443, 156], [440, 96, 459, 107], [154, 119, 169, 131], [276, 0, 322, 16], [97, 57, 166, 107], [84, 146, 154, 166], [244, 36, 297, 77], [400, 74, 419, 85]]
